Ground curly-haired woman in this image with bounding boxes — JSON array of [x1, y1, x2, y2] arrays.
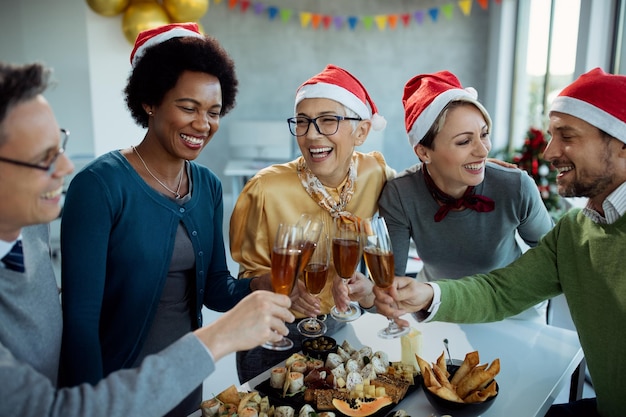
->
[[60, 23, 251, 416]]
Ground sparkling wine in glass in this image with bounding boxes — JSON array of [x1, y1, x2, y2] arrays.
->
[[263, 223, 302, 351], [297, 232, 330, 337], [363, 216, 409, 339], [295, 214, 323, 277], [330, 218, 362, 322]]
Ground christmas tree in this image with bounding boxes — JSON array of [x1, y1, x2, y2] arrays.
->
[[510, 127, 565, 220]]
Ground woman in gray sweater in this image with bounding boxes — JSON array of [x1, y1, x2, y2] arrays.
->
[[378, 70, 553, 322]]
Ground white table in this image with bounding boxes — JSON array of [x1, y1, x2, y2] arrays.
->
[[192, 313, 582, 417]]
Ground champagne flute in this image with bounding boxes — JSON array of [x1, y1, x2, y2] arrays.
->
[[330, 218, 362, 322], [296, 214, 323, 276], [363, 216, 409, 339], [297, 232, 330, 337], [262, 223, 302, 351]]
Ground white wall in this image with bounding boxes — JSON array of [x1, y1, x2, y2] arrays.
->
[[85, 11, 145, 156], [0, 0, 94, 158], [1, 0, 494, 183]]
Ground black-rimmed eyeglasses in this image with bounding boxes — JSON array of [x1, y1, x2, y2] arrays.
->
[[0, 128, 69, 175], [287, 115, 362, 137]]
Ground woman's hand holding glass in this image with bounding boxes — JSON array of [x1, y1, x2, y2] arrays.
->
[[199, 291, 294, 360], [331, 270, 374, 311], [363, 216, 409, 339]]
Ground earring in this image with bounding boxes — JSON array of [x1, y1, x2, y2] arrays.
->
[[148, 111, 153, 116]]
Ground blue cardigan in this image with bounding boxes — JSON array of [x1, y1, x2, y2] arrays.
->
[[60, 151, 251, 386]]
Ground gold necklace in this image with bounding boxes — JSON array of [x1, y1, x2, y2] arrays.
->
[[132, 146, 184, 199]]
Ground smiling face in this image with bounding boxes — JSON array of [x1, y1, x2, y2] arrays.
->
[[146, 71, 222, 161], [545, 111, 626, 209], [416, 104, 491, 198], [0, 96, 74, 241], [295, 98, 370, 188]]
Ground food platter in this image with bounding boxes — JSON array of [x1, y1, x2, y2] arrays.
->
[[254, 375, 418, 417], [252, 338, 420, 417]]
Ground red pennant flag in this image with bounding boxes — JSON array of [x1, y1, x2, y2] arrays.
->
[[400, 13, 411, 27], [477, 0, 489, 9], [322, 15, 332, 29], [228, 0, 237, 9], [240, 0, 250, 12]]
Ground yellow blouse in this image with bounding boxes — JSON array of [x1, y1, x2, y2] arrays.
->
[[229, 151, 395, 318]]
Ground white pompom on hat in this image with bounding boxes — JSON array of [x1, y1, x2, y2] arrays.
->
[[402, 70, 492, 149], [550, 67, 626, 144], [130, 22, 204, 67], [295, 64, 387, 131]]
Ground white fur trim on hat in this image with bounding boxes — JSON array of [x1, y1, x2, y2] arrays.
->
[[407, 87, 492, 148], [295, 82, 371, 120], [551, 96, 626, 144], [131, 27, 204, 67]]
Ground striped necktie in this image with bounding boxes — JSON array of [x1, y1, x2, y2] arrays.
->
[[2, 240, 25, 272]]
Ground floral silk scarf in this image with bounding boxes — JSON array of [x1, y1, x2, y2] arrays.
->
[[296, 156, 360, 225]]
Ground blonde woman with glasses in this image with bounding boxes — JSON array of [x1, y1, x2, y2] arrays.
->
[[230, 64, 396, 382]]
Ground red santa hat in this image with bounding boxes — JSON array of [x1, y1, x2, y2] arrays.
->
[[295, 64, 386, 131], [402, 70, 492, 149], [130, 22, 204, 67], [550, 67, 626, 144]]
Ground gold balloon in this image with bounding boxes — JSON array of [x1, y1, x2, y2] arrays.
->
[[86, 0, 130, 17], [163, 0, 209, 23], [122, 1, 171, 44]]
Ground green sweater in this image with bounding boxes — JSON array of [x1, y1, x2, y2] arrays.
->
[[433, 209, 626, 417]]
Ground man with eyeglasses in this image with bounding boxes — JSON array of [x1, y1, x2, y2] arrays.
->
[[0, 61, 294, 416], [0, 128, 69, 174]]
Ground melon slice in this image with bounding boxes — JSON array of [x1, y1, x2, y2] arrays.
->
[[331, 396, 393, 417]]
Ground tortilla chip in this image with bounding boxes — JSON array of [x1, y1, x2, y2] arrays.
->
[[416, 355, 440, 388], [431, 362, 455, 391], [450, 350, 480, 385], [456, 359, 500, 399], [435, 351, 449, 379], [427, 385, 464, 403], [217, 385, 241, 406], [463, 380, 498, 403]]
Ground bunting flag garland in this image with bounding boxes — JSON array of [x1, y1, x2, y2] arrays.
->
[[214, 0, 499, 31], [459, 0, 473, 16]]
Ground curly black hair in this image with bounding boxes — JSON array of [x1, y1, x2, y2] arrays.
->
[[124, 36, 238, 128]]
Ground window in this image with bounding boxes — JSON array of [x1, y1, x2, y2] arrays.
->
[[615, 1, 626, 73], [508, 0, 581, 154]]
